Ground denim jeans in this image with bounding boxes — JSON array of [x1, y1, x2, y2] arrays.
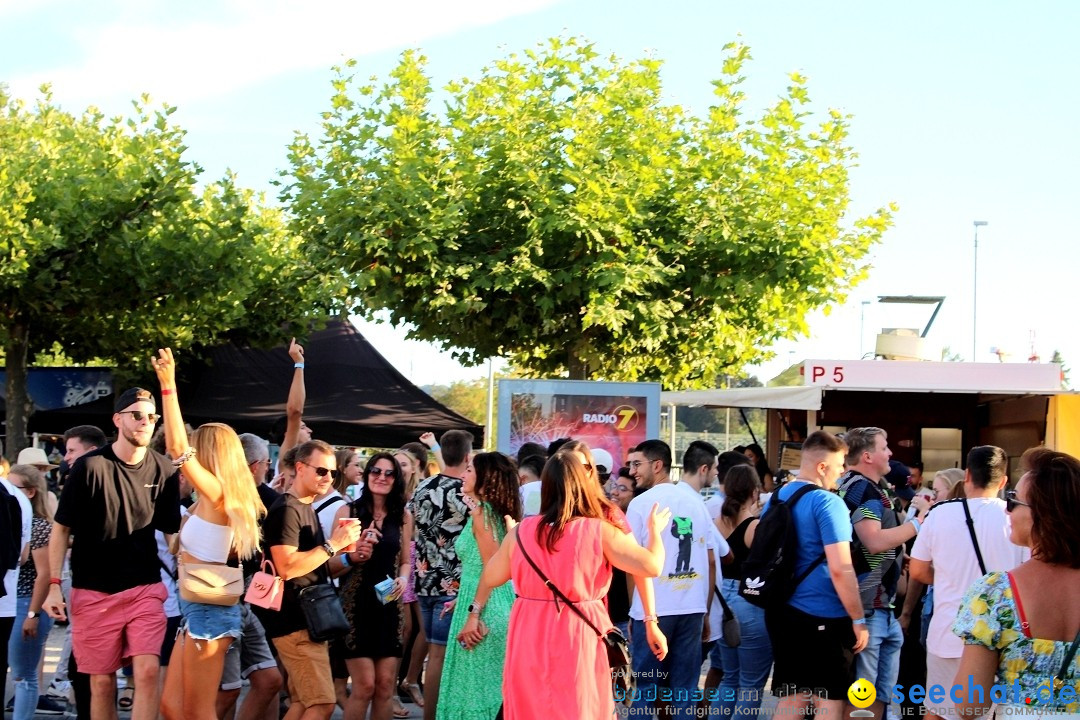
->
[[8, 595, 55, 720], [715, 578, 773, 717], [630, 613, 704, 717], [855, 607, 904, 703]]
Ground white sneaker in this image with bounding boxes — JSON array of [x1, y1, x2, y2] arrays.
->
[[46, 679, 73, 703]]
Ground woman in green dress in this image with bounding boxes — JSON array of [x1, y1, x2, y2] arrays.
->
[[437, 452, 523, 720]]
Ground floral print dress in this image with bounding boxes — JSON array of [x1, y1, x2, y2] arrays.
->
[[953, 571, 1079, 714]]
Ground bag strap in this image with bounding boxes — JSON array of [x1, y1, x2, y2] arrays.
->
[[1057, 629, 1080, 685], [713, 585, 734, 621], [514, 528, 605, 639], [783, 483, 826, 590], [960, 498, 988, 576], [315, 495, 345, 515]]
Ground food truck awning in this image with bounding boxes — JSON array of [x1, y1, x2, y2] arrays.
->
[[660, 386, 824, 411]]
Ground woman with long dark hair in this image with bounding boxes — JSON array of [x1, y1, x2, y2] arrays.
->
[[743, 444, 775, 492], [438, 452, 522, 719], [714, 465, 772, 718], [334, 452, 413, 720], [464, 451, 670, 720], [954, 448, 1080, 716]]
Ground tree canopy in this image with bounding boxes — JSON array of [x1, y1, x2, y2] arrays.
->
[[0, 87, 342, 456], [283, 37, 894, 388]]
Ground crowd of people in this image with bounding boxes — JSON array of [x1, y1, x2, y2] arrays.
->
[[0, 344, 1077, 720]]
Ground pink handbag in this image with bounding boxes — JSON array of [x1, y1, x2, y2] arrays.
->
[[244, 556, 284, 611]]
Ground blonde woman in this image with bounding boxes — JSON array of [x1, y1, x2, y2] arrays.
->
[[152, 348, 264, 720], [932, 468, 965, 503]]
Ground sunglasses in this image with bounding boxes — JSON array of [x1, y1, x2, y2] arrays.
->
[[299, 461, 341, 480], [368, 467, 396, 478], [118, 410, 160, 423], [1005, 490, 1030, 513]]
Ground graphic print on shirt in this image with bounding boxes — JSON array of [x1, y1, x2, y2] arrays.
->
[[670, 516, 696, 576]]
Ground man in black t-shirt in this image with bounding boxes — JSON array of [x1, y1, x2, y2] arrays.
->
[[263, 440, 358, 720], [44, 387, 180, 720]]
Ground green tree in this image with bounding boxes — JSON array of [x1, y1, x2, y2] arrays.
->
[[0, 87, 342, 457], [1051, 350, 1070, 389], [426, 378, 487, 424], [283, 37, 893, 388]]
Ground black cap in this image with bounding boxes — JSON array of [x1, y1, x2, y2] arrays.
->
[[885, 460, 914, 502], [114, 387, 155, 413]]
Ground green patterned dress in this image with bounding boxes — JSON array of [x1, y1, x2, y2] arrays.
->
[[436, 505, 513, 720]]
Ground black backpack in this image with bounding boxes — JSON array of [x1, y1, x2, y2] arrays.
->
[[0, 482, 24, 599], [739, 483, 825, 609]]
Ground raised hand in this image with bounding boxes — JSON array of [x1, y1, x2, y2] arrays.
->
[[152, 347, 177, 387], [288, 337, 305, 364]]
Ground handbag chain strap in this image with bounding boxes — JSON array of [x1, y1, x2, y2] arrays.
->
[[713, 585, 734, 621], [514, 528, 605, 640]]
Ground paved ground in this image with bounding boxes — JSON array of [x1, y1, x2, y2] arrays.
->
[[7, 624, 825, 719]]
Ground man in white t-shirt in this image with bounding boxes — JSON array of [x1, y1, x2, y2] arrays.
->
[[626, 440, 714, 717], [910, 445, 1029, 720], [1, 471, 33, 711]]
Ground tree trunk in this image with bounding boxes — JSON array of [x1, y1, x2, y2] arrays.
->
[[567, 344, 588, 380], [4, 319, 31, 461]]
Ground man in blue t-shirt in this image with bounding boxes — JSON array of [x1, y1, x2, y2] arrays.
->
[[764, 431, 868, 718]]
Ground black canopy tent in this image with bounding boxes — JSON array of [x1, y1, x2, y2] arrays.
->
[[29, 320, 484, 448]]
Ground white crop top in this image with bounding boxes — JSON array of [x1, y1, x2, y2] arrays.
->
[[179, 513, 234, 564]]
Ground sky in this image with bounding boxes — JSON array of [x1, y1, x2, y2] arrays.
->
[[4, 0, 1078, 386]]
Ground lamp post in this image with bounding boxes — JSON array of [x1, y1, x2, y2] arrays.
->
[[973, 220, 988, 361], [860, 300, 871, 357]]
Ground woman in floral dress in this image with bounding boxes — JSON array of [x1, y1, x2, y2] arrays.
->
[[953, 447, 1080, 716]]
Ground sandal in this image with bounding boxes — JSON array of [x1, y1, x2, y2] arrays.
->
[[392, 697, 410, 718], [117, 686, 135, 711], [399, 681, 424, 707]]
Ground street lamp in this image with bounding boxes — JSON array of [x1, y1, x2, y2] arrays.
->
[[860, 300, 871, 357], [973, 221, 988, 361]]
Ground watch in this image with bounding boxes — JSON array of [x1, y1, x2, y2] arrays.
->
[[467, 602, 484, 615], [26, 610, 37, 619], [322, 542, 335, 557]]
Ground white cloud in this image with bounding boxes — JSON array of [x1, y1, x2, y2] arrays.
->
[[8, 0, 560, 107]]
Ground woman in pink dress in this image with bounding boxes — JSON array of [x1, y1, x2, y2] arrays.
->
[[460, 451, 671, 720]]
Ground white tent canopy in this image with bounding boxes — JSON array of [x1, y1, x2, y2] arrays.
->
[[660, 386, 823, 411]]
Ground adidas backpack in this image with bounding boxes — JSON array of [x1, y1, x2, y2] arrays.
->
[[738, 482, 825, 609]]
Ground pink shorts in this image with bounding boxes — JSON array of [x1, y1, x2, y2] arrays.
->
[[70, 582, 168, 675]]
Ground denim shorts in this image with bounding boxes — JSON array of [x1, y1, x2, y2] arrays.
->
[[417, 594, 455, 646], [179, 597, 243, 642]]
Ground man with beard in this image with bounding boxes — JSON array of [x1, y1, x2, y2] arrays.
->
[[44, 388, 181, 720]]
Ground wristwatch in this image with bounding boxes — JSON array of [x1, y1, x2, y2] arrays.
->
[[467, 602, 484, 615], [322, 542, 335, 557], [26, 611, 37, 619]]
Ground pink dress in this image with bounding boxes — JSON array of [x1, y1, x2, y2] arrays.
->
[[502, 516, 615, 720]]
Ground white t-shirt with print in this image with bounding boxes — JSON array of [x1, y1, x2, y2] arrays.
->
[[704, 520, 732, 642], [0, 476, 33, 617], [519, 482, 542, 517], [627, 481, 714, 620], [911, 496, 1030, 658]]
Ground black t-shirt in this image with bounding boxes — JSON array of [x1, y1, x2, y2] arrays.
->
[[55, 445, 181, 593], [260, 493, 328, 638], [242, 483, 283, 579]]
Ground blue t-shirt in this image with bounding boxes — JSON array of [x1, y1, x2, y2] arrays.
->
[[763, 480, 853, 618]]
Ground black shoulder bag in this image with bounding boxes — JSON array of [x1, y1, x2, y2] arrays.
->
[[514, 529, 635, 703]]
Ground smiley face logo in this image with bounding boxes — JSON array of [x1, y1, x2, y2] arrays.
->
[[847, 678, 876, 709]]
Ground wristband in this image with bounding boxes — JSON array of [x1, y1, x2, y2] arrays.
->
[[431, 442, 440, 452], [642, 614, 659, 624], [908, 517, 921, 534], [340, 553, 350, 568], [50, 578, 62, 586], [852, 617, 867, 625], [161, 388, 175, 395], [294, 362, 305, 369]]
